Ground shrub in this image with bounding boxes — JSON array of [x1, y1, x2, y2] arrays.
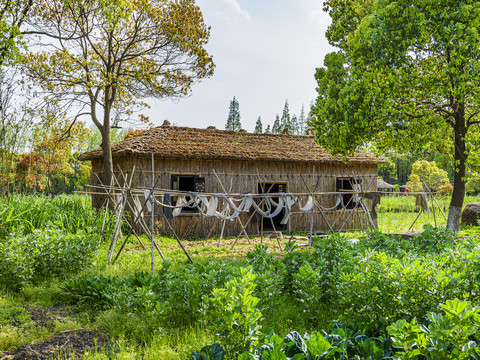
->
[[437, 183, 453, 196], [0, 229, 97, 291], [388, 299, 480, 359], [207, 268, 262, 358]]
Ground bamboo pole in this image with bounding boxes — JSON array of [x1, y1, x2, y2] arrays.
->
[[151, 154, 155, 275], [308, 165, 315, 254]]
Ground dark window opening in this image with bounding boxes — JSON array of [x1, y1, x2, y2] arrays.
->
[[170, 175, 205, 213], [258, 182, 287, 231], [336, 178, 361, 210]]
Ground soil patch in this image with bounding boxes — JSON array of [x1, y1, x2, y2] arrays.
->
[[1, 330, 110, 360]]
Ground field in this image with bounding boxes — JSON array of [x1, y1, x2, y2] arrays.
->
[[0, 194, 480, 359]]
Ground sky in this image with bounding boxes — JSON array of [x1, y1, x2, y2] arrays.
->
[[145, 0, 335, 132]]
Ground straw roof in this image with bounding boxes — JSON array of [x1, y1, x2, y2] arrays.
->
[[377, 178, 395, 189], [78, 124, 388, 165]]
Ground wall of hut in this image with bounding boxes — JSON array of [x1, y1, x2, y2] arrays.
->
[[90, 156, 378, 238]]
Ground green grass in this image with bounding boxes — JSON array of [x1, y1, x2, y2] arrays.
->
[[377, 194, 480, 233], [2, 194, 480, 359]]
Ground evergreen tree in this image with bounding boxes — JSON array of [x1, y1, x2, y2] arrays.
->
[[272, 114, 281, 134], [298, 104, 306, 134], [254, 116, 263, 133], [291, 114, 299, 135], [225, 96, 242, 131], [280, 99, 291, 132], [265, 124, 271, 134]]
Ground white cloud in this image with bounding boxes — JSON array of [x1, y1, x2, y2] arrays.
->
[[224, 0, 252, 21]]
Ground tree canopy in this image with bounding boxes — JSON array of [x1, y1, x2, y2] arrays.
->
[[311, 0, 480, 230], [24, 0, 215, 182]]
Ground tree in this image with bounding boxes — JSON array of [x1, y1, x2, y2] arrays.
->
[[264, 124, 271, 134], [409, 160, 449, 192], [31, 117, 89, 194], [225, 96, 241, 131], [291, 114, 299, 135], [254, 116, 262, 134], [298, 104, 306, 135], [0, 69, 28, 195], [280, 100, 291, 132], [311, 0, 480, 230], [0, 0, 33, 68], [24, 0, 215, 184], [272, 114, 281, 134]]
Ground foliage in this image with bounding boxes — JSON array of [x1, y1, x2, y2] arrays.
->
[[292, 234, 356, 322], [24, 0, 215, 182], [0, 194, 110, 238], [312, 0, 480, 230], [0, 68, 30, 196], [0, 228, 97, 291], [406, 174, 423, 192], [410, 160, 449, 191], [388, 299, 480, 359], [254, 116, 263, 134], [196, 326, 394, 360], [280, 100, 291, 133], [438, 183, 454, 196], [207, 268, 262, 358], [0, 0, 33, 67], [225, 96, 242, 131], [281, 244, 309, 294], [29, 117, 90, 194], [192, 343, 225, 360], [272, 114, 281, 134], [298, 105, 307, 135], [338, 238, 480, 323], [466, 172, 480, 195], [378, 162, 397, 185]]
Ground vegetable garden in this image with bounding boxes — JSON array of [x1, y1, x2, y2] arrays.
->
[[1, 194, 480, 359]]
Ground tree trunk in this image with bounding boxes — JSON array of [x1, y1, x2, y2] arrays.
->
[[446, 108, 467, 231], [100, 123, 113, 185]]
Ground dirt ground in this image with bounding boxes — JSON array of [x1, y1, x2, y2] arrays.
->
[[1, 306, 110, 360]]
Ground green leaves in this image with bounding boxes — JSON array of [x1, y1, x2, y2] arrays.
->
[[388, 299, 480, 359], [207, 268, 262, 358]]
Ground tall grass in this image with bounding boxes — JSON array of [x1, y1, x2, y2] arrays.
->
[[0, 194, 104, 238], [378, 194, 480, 213], [377, 194, 480, 233]]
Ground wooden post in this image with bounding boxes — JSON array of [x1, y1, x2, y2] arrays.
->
[[308, 165, 315, 254], [151, 154, 155, 275]]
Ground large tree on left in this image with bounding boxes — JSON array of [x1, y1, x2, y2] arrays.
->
[[24, 0, 215, 183]]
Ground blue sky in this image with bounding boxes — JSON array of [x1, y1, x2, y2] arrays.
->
[[146, 0, 334, 132]]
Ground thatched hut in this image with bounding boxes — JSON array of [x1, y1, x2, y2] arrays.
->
[[78, 122, 388, 238], [377, 179, 395, 193]]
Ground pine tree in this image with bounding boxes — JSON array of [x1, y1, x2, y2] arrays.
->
[[265, 124, 271, 133], [225, 96, 242, 131], [272, 114, 281, 134], [291, 114, 299, 135], [254, 116, 263, 133], [298, 104, 306, 134], [280, 99, 291, 132]]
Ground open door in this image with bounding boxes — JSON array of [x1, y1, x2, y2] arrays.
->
[[257, 182, 287, 232]]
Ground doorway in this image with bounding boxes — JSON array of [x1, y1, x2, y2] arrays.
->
[[257, 182, 287, 232]]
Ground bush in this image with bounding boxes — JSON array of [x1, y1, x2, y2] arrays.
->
[[0, 229, 97, 291], [207, 268, 262, 359], [388, 299, 480, 359]]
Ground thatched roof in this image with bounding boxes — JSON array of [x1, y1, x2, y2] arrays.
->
[[377, 178, 395, 189], [78, 124, 388, 165]]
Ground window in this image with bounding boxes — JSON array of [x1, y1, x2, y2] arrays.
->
[[170, 175, 205, 213], [336, 178, 361, 210]]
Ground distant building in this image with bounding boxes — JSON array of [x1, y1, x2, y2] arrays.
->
[[377, 179, 395, 194]]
